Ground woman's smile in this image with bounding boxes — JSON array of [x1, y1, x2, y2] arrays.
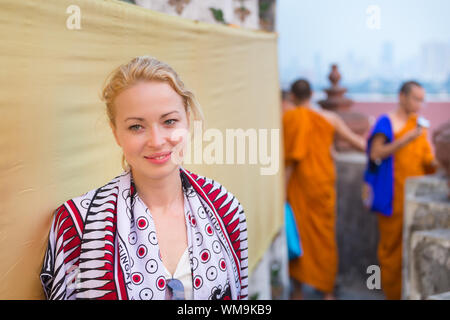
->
[[144, 151, 173, 164]]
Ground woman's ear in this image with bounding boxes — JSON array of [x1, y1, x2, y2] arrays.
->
[[110, 121, 121, 147]]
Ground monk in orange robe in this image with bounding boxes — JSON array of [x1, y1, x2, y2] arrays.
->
[[283, 79, 366, 299], [369, 81, 437, 299]]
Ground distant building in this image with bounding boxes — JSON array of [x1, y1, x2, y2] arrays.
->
[[121, 0, 276, 31], [420, 42, 450, 83]]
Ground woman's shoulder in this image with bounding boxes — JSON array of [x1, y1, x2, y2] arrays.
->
[[182, 169, 248, 268], [181, 168, 245, 213], [52, 173, 127, 226], [50, 187, 100, 232], [182, 169, 236, 195]]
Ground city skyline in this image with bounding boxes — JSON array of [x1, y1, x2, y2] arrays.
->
[[276, 0, 450, 98]]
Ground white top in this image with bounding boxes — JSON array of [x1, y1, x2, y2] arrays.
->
[[161, 247, 193, 300], [135, 195, 193, 300]]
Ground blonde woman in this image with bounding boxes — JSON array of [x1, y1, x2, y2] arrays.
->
[[40, 56, 248, 300]]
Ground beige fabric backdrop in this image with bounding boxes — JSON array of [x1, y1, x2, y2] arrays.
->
[[0, 0, 284, 299]]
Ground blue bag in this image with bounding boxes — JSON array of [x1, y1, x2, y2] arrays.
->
[[285, 202, 302, 260]]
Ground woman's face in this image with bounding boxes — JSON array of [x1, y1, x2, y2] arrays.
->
[[111, 80, 189, 180]]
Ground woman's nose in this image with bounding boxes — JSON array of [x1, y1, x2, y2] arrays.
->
[[147, 124, 165, 148]]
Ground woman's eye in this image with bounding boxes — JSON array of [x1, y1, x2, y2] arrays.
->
[[129, 124, 143, 131], [164, 119, 178, 126]]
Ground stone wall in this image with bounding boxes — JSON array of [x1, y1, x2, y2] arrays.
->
[[403, 175, 450, 299], [409, 229, 450, 299], [427, 291, 450, 300], [335, 152, 383, 298]]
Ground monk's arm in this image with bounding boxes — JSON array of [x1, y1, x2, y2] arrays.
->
[[425, 159, 439, 174], [370, 128, 422, 161], [421, 136, 438, 174], [285, 163, 294, 200], [333, 115, 366, 152]]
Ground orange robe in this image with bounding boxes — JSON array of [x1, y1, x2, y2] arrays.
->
[[377, 114, 435, 300], [283, 106, 337, 293]]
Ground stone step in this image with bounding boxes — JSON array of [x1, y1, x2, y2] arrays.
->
[[427, 291, 450, 300], [402, 175, 450, 300], [405, 174, 448, 199], [408, 229, 450, 300]]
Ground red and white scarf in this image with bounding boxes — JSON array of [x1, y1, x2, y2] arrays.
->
[[40, 168, 248, 300]]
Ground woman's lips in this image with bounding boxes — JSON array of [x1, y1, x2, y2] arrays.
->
[[144, 151, 172, 164]]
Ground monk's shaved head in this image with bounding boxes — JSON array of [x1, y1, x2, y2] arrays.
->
[[291, 79, 312, 103], [399, 81, 422, 96]]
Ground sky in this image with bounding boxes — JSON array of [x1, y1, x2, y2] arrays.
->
[[276, 0, 450, 90]]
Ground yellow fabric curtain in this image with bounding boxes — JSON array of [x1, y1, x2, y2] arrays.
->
[[0, 0, 283, 299]]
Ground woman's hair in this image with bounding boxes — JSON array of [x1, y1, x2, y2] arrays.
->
[[101, 55, 204, 170]]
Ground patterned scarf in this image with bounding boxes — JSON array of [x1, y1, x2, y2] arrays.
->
[[40, 168, 248, 300]]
